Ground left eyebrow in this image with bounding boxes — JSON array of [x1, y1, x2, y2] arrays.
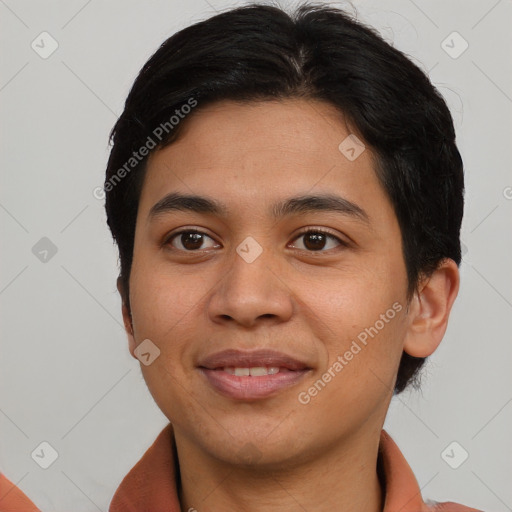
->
[[148, 192, 370, 224], [271, 194, 370, 224]]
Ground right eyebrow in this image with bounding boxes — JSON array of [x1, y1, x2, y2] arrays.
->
[[148, 192, 228, 220]]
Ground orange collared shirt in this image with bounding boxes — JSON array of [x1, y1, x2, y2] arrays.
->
[[0, 426, 483, 512]]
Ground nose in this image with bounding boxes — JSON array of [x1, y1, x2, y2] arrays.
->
[[207, 242, 294, 328]]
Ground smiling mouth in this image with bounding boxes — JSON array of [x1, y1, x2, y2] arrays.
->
[[197, 349, 312, 400], [219, 366, 283, 376]]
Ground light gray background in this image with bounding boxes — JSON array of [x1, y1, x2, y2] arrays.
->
[[1, 0, 511, 510]]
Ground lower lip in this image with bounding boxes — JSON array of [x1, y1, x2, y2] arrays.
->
[[199, 368, 310, 400]]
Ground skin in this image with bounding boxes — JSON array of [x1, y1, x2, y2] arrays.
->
[[119, 99, 459, 512]]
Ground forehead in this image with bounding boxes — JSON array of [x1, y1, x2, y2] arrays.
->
[[138, 99, 391, 222]]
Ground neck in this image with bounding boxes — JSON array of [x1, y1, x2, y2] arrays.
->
[[175, 425, 384, 512]]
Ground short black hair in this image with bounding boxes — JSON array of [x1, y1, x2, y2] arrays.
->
[[104, 2, 464, 394]]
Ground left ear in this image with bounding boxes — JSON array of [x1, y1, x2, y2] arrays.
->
[[403, 259, 460, 358]]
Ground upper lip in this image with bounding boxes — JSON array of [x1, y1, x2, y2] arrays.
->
[[197, 349, 310, 371]]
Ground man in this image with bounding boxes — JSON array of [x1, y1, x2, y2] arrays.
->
[[0, 3, 482, 511]]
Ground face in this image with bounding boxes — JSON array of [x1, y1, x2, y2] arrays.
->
[[126, 99, 411, 466]]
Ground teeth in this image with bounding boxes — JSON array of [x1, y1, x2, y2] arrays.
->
[[223, 367, 281, 376], [249, 367, 267, 376]]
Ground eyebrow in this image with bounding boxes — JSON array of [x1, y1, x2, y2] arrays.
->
[[148, 192, 370, 224]]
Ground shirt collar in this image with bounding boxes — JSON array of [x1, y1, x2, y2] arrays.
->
[[109, 424, 430, 512]]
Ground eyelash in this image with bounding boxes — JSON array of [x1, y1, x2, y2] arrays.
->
[[163, 228, 348, 253]]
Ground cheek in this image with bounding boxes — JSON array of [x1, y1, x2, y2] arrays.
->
[[128, 261, 205, 423], [299, 306, 407, 432], [129, 256, 205, 339], [296, 258, 407, 390], [300, 260, 405, 332]]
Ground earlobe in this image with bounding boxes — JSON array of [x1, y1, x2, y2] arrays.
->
[[403, 259, 460, 358], [117, 277, 137, 360]]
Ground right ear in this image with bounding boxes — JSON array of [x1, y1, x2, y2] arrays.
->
[[117, 277, 137, 359]]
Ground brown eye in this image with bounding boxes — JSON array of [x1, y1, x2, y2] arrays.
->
[[303, 232, 327, 250], [167, 231, 219, 251], [291, 230, 344, 252]]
